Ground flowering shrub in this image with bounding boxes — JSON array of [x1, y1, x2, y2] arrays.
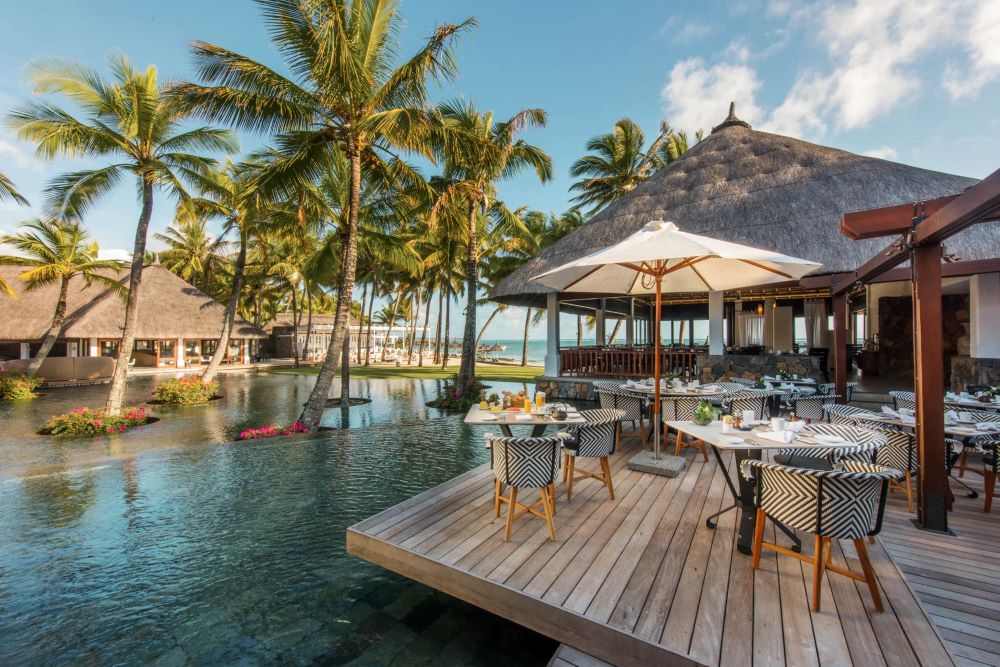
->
[[153, 376, 220, 405], [0, 371, 42, 400], [238, 422, 309, 440], [43, 406, 150, 436], [427, 376, 486, 411]]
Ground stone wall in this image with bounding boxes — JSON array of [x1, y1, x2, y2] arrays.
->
[[696, 354, 825, 383], [535, 376, 599, 402], [878, 294, 968, 380], [949, 356, 1000, 392]]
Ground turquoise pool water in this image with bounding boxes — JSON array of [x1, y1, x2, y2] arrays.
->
[[0, 373, 557, 665]]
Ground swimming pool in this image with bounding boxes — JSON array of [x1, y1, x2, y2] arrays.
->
[[0, 372, 558, 665]]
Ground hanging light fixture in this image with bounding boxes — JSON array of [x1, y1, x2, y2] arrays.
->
[[756, 303, 764, 315]]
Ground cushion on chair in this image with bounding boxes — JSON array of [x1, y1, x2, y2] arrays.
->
[[487, 435, 564, 488]]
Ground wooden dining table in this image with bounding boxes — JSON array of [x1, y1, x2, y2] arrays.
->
[[667, 420, 863, 555], [463, 405, 586, 437]]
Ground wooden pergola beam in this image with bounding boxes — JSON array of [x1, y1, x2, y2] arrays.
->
[[840, 195, 957, 240]]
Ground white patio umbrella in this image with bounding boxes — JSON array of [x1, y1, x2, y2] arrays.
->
[[532, 220, 822, 461]]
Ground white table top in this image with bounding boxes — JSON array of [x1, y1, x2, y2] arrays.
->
[[666, 420, 859, 451], [853, 413, 1000, 438], [621, 384, 724, 397], [945, 397, 1000, 409], [762, 377, 816, 385], [463, 405, 586, 427]]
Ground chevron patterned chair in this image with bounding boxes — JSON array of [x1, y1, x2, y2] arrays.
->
[[487, 434, 564, 542], [862, 423, 918, 513], [816, 383, 836, 395], [773, 423, 885, 469], [725, 390, 770, 421], [825, 403, 879, 425], [660, 396, 710, 461], [744, 459, 902, 613], [889, 390, 916, 412], [845, 381, 858, 403], [596, 387, 647, 447], [789, 393, 839, 422], [952, 409, 1000, 479], [561, 408, 624, 501], [729, 377, 758, 388]]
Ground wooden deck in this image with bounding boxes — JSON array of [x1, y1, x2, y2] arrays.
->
[[348, 443, 965, 666]]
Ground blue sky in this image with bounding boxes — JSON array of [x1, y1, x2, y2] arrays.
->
[[2, 0, 999, 342]]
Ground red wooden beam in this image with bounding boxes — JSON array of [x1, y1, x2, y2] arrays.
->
[[913, 243, 949, 532], [915, 167, 1000, 245], [840, 195, 957, 240]]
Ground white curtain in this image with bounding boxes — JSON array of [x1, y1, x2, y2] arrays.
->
[[737, 311, 764, 346], [804, 299, 828, 349]]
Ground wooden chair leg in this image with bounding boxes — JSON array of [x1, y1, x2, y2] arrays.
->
[[853, 538, 883, 612], [539, 484, 556, 541], [566, 457, 576, 501], [549, 483, 557, 516], [600, 457, 615, 500], [699, 441, 708, 462], [562, 453, 569, 483], [958, 449, 968, 477], [905, 470, 914, 513], [751, 507, 765, 569], [494, 478, 502, 518], [812, 534, 826, 613], [503, 487, 518, 542], [985, 470, 996, 513]]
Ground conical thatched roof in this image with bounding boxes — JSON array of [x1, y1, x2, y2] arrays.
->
[[0, 264, 266, 341], [493, 106, 989, 307]]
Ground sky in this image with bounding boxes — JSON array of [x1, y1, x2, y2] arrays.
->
[[1, 0, 999, 342]]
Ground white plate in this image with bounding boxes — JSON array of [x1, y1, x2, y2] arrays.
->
[[479, 415, 499, 421], [720, 436, 744, 444], [814, 434, 846, 444]]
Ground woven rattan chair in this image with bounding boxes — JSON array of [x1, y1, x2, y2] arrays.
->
[[744, 459, 902, 613], [662, 396, 709, 460], [774, 423, 885, 469], [825, 403, 879, 425], [725, 390, 770, 421], [561, 408, 623, 501], [789, 393, 839, 422], [889, 390, 916, 412], [487, 434, 563, 542], [596, 387, 647, 446], [729, 377, 757, 387]]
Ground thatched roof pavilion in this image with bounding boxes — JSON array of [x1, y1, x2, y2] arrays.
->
[[493, 104, 987, 308], [0, 263, 265, 341]]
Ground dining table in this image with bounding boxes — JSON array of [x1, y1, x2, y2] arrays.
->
[[944, 396, 1000, 411], [463, 404, 586, 438], [667, 419, 866, 555], [850, 412, 1000, 438]]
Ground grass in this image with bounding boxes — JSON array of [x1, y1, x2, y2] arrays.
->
[[267, 362, 543, 383]]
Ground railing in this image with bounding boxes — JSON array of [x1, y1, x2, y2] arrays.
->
[[558, 345, 702, 378]]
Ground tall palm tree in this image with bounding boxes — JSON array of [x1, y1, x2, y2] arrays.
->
[[153, 219, 227, 293], [174, 0, 474, 429], [569, 118, 697, 214], [0, 171, 29, 207], [433, 101, 552, 391], [8, 54, 237, 413], [0, 219, 125, 376]]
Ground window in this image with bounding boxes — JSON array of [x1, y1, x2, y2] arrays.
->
[[99, 339, 119, 358], [794, 317, 806, 346]]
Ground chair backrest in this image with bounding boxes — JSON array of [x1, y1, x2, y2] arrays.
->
[[716, 381, 750, 395], [866, 424, 916, 473], [730, 377, 757, 387], [595, 388, 645, 421], [573, 408, 624, 457], [845, 381, 858, 402], [592, 380, 623, 393], [801, 423, 886, 463], [791, 394, 839, 421], [889, 390, 916, 411], [817, 383, 835, 395], [825, 403, 877, 425], [745, 459, 900, 539], [661, 396, 701, 421], [487, 435, 563, 488], [727, 390, 769, 420]]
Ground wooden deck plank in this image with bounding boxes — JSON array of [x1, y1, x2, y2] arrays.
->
[[347, 445, 965, 667]]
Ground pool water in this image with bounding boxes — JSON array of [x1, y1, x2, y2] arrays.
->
[[0, 372, 558, 665]]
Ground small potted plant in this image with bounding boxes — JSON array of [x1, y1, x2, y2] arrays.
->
[[978, 385, 999, 403], [692, 400, 716, 426]]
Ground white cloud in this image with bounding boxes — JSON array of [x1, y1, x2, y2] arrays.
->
[[659, 18, 714, 43], [0, 129, 39, 171], [943, 0, 1000, 98], [862, 146, 898, 160], [662, 57, 763, 133]]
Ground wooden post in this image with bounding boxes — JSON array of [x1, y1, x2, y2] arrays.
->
[[913, 242, 948, 532], [833, 293, 847, 402]]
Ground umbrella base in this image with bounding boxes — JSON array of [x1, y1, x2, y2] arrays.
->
[[626, 450, 686, 477]]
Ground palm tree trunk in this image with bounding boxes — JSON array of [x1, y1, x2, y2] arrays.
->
[[607, 318, 623, 346], [381, 292, 401, 362], [577, 315, 583, 347], [407, 290, 420, 365], [477, 307, 501, 348], [303, 282, 314, 362], [106, 176, 154, 415], [364, 282, 376, 366], [357, 282, 368, 364], [26, 276, 70, 377], [340, 314, 351, 407], [521, 308, 532, 367], [300, 146, 362, 429], [433, 287, 443, 364], [290, 286, 300, 367], [458, 202, 478, 390], [418, 288, 432, 368], [203, 226, 247, 383], [441, 283, 451, 371]]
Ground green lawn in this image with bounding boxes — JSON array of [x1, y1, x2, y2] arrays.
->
[[267, 363, 543, 383]]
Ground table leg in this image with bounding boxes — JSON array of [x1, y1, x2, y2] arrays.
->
[[531, 424, 547, 437], [500, 424, 513, 437], [706, 445, 740, 529]]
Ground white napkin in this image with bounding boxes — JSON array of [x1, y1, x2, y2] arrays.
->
[[781, 382, 793, 390], [764, 381, 774, 390], [786, 420, 806, 433], [801, 378, 816, 384], [976, 422, 999, 431], [757, 430, 795, 444], [946, 392, 961, 401], [945, 410, 959, 425], [626, 379, 637, 387], [900, 414, 916, 425], [899, 408, 915, 417], [515, 414, 533, 421], [881, 406, 900, 417]]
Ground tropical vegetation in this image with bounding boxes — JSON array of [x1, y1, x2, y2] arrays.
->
[[42, 406, 151, 436], [0, 371, 42, 400], [153, 376, 220, 405]]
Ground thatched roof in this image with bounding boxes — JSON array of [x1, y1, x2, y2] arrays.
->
[[0, 264, 266, 341], [493, 105, 990, 307], [263, 312, 358, 332]]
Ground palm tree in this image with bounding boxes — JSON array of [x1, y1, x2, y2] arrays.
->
[[174, 0, 474, 429], [154, 219, 227, 293], [8, 54, 237, 414], [0, 171, 29, 207], [434, 100, 552, 391], [0, 219, 125, 376], [569, 118, 697, 214]]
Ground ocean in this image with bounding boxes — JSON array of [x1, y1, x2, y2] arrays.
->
[[475, 338, 599, 365]]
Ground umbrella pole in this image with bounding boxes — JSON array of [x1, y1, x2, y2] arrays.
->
[[653, 269, 663, 460]]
